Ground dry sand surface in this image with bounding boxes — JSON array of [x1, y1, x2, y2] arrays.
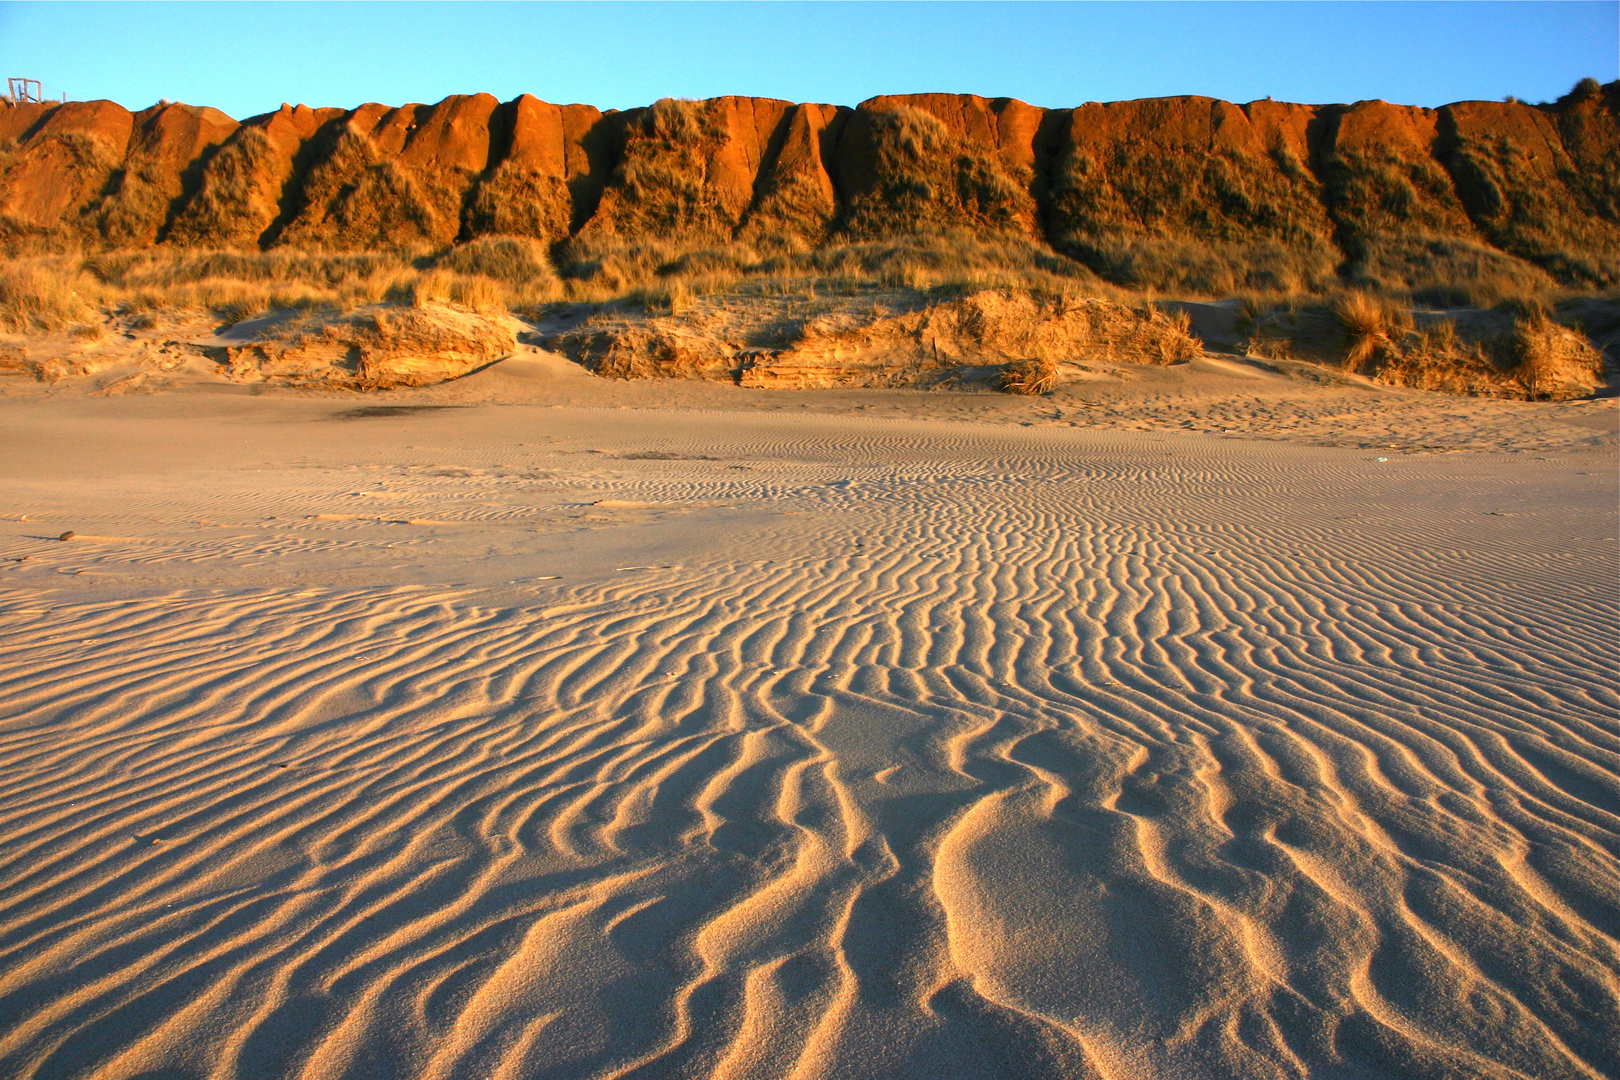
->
[[0, 364, 1617, 1079]]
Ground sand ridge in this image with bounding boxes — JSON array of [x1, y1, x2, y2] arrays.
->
[[0, 397, 1616, 1079]]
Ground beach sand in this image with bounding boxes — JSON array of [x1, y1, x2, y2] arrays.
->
[[0, 363, 1616, 1079]]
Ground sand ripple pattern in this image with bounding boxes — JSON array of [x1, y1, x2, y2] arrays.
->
[[0, 428, 1616, 1080]]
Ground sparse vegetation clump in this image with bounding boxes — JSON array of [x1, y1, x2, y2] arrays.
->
[[467, 163, 574, 244], [1333, 291, 1414, 369], [1000, 356, 1059, 395], [94, 166, 178, 250], [1509, 304, 1607, 399], [1240, 289, 1610, 399]]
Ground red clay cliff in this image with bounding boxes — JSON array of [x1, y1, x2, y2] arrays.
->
[[1, 83, 1615, 291]]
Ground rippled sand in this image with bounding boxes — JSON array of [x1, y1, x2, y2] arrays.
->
[[0, 389, 1616, 1080]]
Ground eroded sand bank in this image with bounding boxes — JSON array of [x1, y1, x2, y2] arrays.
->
[[0, 384, 1616, 1079]]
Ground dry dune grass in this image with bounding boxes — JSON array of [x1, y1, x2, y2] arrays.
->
[[1317, 138, 1596, 306], [466, 160, 575, 243], [1060, 234, 1340, 298], [42, 217, 1594, 321], [799, 233, 1106, 295], [0, 260, 97, 332], [997, 355, 1059, 395], [737, 159, 839, 250], [4, 238, 1608, 400], [83, 248, 417, 322], [430, 235, 555, 290], [1334, 291, 1415, 370], [1349, 232, 1562, 307], [553, 231, 1113, 308], [1444, 142, 1620, 291], [0, 131, 124, 254], [1043, 118, 1608, 306], [1234, 290, 1611, 399], [1510, 304, 1609, 399], [1323, 148, 1474, 261], [92, 164, 181, 250], [0, 241, 565, 327], [1444, 81, 1620, 290]]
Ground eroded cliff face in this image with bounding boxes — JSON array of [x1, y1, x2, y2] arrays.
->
[[92, 102, 238, 248], [2, 83, 1615, 290], [468, 95, 609, 241], [0, 101, 135, 248], [834, 94, 1046, 241], [164, 103, 344, 248]]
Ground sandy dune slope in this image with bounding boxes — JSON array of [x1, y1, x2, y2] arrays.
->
[[0, 393, 1615, 1079]]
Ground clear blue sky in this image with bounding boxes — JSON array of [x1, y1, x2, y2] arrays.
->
[[0, 1, 1613, 121]]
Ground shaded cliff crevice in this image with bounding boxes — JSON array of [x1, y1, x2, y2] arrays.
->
[[736, 103, 829, 247]]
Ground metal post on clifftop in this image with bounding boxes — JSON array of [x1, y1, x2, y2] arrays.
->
[[6, 78, 45, 104]]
